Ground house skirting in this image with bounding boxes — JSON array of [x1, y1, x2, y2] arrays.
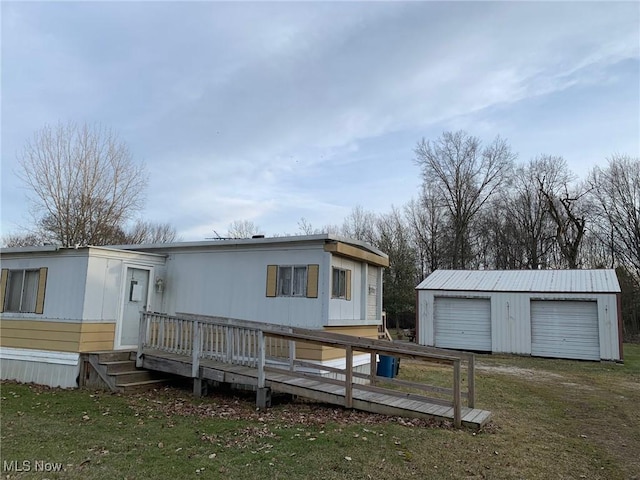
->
[[0, 347, 80, 388]]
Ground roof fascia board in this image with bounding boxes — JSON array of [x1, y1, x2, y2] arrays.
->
[[324, 241, 389, 267]]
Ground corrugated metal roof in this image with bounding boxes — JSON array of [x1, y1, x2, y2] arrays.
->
[[416, 269, 621, 293]]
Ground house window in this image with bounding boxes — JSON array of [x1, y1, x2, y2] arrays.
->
[[278, 266, 307, 297], [2, 268, 47, 314], [266, 264, 318, 298], [332, 267, 351, 299]]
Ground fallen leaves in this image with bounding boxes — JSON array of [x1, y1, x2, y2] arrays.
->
[[124, 387, 447, 430]]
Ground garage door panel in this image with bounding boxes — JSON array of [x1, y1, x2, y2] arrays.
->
[[531, 300, 599, 361], [434, 297, 491, 351]]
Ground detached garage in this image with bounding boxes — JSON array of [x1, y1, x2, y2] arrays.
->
[[416, 269, 622, 361]]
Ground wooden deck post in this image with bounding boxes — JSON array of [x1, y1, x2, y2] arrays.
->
[[345, 346, 353, 408], [158, 315, 165, 351], [192, 321, 201, 378], [136, 312, 145, 368], [225, 327, 232, 363], [453, 359, 462, 428], [369, 351, 377, 386], [288, 340, 296, 372], [256, 330, 271, 408], [467, 354, 475, 408], [257, 331, 266, 389]]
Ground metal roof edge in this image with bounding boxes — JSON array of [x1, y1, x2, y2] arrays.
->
[[0, 244, 165, 258], [109, 234, 388, 259]]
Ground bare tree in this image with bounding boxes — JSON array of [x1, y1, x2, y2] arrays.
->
[[536, 156, 587, 269], [589, 155, 640, 278], [123, 220, 179, 244], [414, 131, 515, 268], [2, 233, 46, 248], [296, 217, 340, 236], [17, 122, 148, 247], [297, 217, 315, 235], [504, 157, 562, 269], [375, 207, 418, 330], [406, 192, 445, 278], [226, 220, 263, 239], [476, 198, 522, 269], [340, 205, 377, 243]]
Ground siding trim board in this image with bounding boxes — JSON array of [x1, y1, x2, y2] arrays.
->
[[0, 346, 79, 365], [0, 269, 8, 312]]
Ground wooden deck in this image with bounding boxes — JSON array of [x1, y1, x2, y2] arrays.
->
[[139, 347, 492, 429]]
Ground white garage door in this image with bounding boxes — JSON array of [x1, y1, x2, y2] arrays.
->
[[531, 300, 600, 361], [434, 297, 492, 351]]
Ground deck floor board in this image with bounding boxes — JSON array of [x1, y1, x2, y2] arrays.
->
[[140, 348, 491, 428]]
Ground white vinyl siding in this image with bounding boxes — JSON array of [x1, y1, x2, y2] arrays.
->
[[434, 297, 492, 351], [367, 267, 378, 321], [531, 300, 600, 361]]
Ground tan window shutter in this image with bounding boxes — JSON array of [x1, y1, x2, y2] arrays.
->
[[0, 269, 8, 313], [35, 267, 48, 314], [266, 265, 277, 297], [346, 269, 352, 301], [306, 264, 319, 298]]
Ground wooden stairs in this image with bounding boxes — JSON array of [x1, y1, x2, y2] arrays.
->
[[80, 350, 173, 393]]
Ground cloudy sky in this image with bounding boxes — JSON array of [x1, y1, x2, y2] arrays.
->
[[2, 1, 639, 240]]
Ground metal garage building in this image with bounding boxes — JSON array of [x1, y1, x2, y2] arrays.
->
[[415, 269, 622, 361]]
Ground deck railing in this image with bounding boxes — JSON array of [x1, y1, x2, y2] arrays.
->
[[137, 312, 477, 427]]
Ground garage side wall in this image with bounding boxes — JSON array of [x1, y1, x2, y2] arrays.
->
[[417, 289, 621, 361]]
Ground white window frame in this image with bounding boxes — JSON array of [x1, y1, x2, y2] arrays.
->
[[4, 269, 40, 313], [332, 267, 347, 299], [277, 265, 308, 297]]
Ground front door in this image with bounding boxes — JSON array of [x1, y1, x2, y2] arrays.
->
[[119, 267, 151, 348]]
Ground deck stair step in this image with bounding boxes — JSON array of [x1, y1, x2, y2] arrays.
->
[[95, 350, 134, 363], [82, 350, 174, 393], [115, 378, 170, 394], [112, 369, 164, 385], [103, 360, 138, 374]]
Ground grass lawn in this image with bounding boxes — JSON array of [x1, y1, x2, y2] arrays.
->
[[1, 344, 639, 480]]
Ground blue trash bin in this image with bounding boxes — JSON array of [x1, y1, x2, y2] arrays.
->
[[377, 355, 395, 378]]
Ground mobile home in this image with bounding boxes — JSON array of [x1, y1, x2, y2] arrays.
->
[[1, 235, 389, 387]]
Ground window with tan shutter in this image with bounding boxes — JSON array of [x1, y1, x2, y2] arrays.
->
[[1, 268, 48, 314], [266, 264, 319, 298]]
